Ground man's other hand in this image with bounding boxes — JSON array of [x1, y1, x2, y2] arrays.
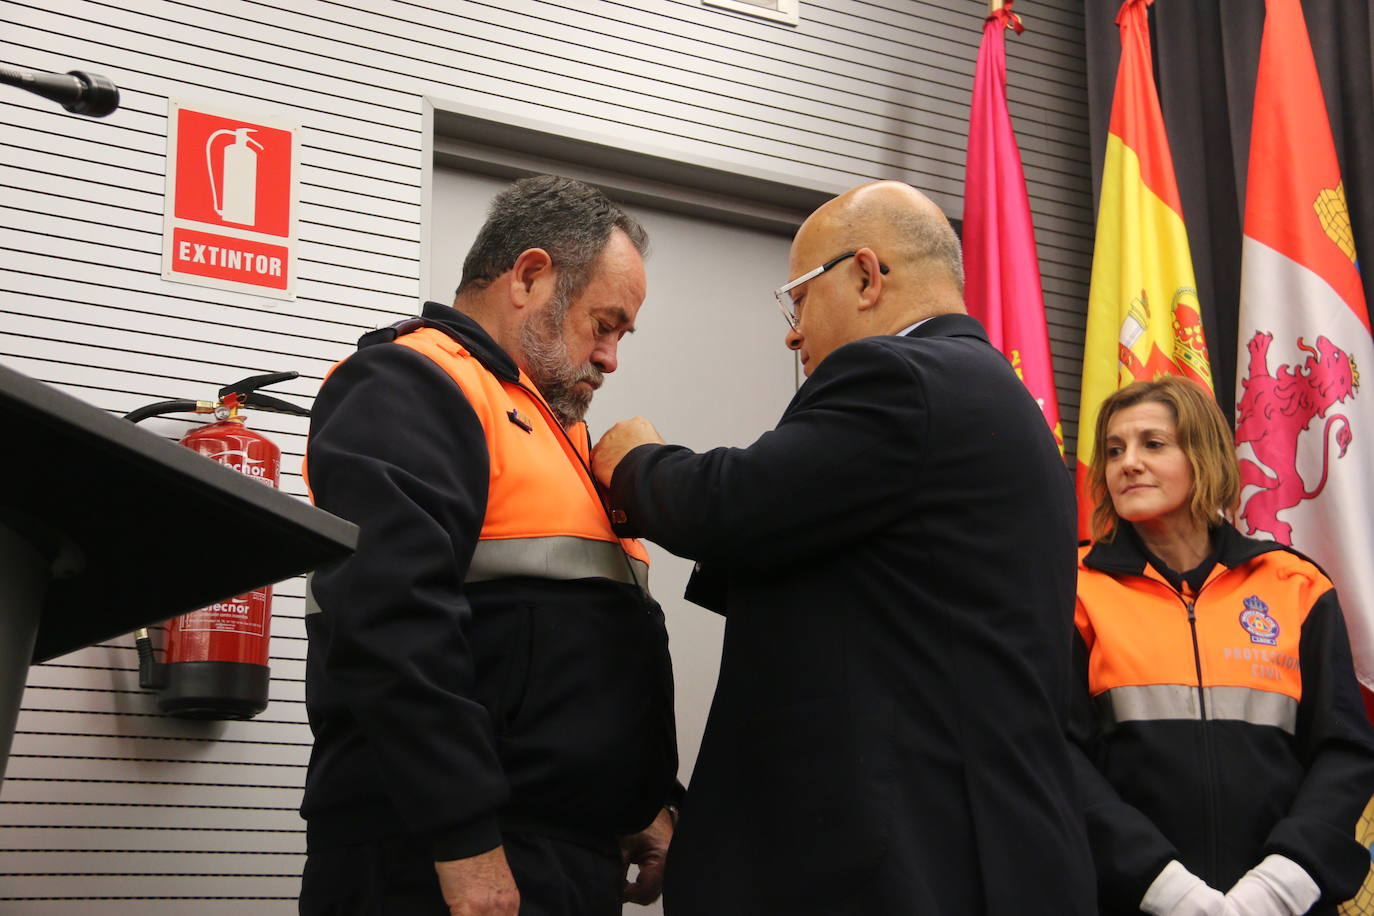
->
[[435, 846, 519, 916], [619, 807, 674, 905], [591, 417, 664, 487]]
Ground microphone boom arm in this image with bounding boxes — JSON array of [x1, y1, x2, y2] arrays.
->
[[0, 64, 120, 117]]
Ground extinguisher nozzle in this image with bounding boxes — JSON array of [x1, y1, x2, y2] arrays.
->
[[135, 630, 166, 690]]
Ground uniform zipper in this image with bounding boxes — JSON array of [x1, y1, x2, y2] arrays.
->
[[1097, 548, 1234, 884], [1183, 597, 1219, 880], [1117, 568, 1221, 880]]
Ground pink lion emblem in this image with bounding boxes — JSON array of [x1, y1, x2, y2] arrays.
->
[[1234, 332, 1360, 544]]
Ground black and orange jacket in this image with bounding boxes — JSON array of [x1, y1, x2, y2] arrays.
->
[[300, 302, 677, 861], [1070, 522, 1374, 915]]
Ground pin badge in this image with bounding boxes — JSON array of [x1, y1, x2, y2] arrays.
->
[[507, 409, 533, 433]]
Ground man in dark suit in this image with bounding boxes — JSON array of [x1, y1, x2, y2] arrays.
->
[[589, 181, 1095, 915]]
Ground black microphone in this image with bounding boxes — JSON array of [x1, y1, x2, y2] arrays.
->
[[0, 64, 120, 117]]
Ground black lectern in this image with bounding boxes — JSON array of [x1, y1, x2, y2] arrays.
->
[[0, 362, 357, 782]]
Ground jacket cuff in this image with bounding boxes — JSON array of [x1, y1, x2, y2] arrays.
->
[[607, 443, 663, 537], [1265, 814, 1373, 900], [432, 814, 503, 862]]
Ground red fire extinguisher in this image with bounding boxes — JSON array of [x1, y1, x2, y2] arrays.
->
[[125, 371, 310, 720]]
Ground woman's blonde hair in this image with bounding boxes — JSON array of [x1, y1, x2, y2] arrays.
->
[[1089, 376, 1240, 541]]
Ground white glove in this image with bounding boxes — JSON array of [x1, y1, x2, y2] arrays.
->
[[1142, 860, 1228, 916], [1223, 855, 1320, 916]]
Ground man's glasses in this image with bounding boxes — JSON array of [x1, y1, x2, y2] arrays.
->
[[773, 250, 889, 330]]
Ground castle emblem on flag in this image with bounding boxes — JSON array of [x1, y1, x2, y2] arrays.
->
[[1313, 182, 1357, 264], [1235, 332, 1359, 545], [1240, 596, 1280, 646], [1116, 290, 1211, 387]]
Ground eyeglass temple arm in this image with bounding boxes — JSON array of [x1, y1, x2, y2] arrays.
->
[[778, 263, 828, 296]]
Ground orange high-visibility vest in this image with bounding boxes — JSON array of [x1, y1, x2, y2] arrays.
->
[[1076, 546, 1328, 733], [312, 326, 651, 589]]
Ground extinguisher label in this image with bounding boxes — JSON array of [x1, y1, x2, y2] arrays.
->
[[202, 449, 277, 486], [180, 588, 270, 638], [161, 100, 299, 301]]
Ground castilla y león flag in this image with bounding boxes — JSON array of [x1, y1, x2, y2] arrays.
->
[[962, 1, 1063, 454], [1235, 0, 1374, 707], [1075, 0, 1213, 538]]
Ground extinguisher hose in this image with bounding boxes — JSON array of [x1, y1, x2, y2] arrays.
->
[[124, 399, 200, 424], [134, 628, 166, 690]]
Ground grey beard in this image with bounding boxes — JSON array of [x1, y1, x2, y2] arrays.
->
[[521, 302, 603, 427]]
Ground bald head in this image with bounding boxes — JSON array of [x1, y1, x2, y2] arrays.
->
[[782, 182, 966, 375], [797, 181, 965, 320]]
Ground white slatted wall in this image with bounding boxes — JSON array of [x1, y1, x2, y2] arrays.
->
[[0, 0, 1091, 910]]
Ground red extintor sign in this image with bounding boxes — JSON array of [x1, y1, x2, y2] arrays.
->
[[162, 100, 299, 299]]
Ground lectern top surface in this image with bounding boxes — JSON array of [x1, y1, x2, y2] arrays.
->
[[0, 362, 356, 663]]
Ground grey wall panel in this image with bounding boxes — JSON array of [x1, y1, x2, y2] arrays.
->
[[0, 257, 414, 331], [6, 731, 310, 769], [2, 796, 307, 831], [0, 780, 302, 807], [0, 903, 302, 916], [0, 302, 343, 367], [0, 873, 304, 899], [2, 760, 305, 803], [17, 685, 309, 725], [1, 292, 358, 360]]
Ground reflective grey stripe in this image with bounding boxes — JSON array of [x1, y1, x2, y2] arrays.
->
[[1207, 687, 1298, 733], [302, 539, 650, 616], [1097, 684, 1297, 734], [304, 573, 322, 616], [467, 536, 649, 592], [1097, 684, 1197, 723]]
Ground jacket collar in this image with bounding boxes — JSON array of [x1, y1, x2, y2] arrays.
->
[[903, 312, 989, 343], [1083, 520, 1285, 577], [357, 302, 521, 384]]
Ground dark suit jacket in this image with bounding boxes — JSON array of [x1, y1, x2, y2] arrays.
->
[[609, 314, 1096, 915]]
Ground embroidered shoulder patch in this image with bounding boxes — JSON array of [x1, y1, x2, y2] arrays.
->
[[1239, 595, 1279, 646]]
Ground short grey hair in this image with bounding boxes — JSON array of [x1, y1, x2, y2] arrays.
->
[[456, 175, 648, 302], [903, 207, 964, 296], [834, 198, 965, 295]]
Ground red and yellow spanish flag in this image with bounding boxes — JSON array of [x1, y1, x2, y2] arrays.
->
[[962, 1, 1064, 454], [1075, 0, 1213, 537]]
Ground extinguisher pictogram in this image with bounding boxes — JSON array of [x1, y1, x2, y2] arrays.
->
[[125, 371, 310, 720], [206, 127, 263, 227]]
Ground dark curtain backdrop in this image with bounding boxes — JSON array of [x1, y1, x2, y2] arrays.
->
[[1084, 0, 1374, 424]]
